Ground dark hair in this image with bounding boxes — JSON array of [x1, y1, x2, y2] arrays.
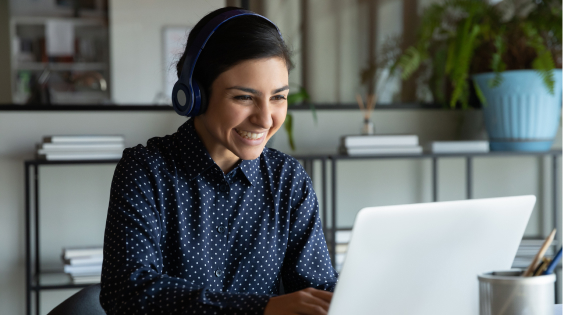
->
[[175, 7, 294, 97]]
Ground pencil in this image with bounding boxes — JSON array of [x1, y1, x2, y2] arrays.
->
[[543, 247, 562, 275], [533, 257, 551, 276], [522, 228, 556, 277]]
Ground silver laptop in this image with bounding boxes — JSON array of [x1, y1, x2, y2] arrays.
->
[[328, 195, 536, 315]]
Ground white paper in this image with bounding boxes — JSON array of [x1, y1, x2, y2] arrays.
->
[[46, 19, 75, 56]]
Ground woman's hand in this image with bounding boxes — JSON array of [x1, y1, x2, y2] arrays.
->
[[263, 287, 333, 315]]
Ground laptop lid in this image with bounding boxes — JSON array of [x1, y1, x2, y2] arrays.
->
[[328, 195, 536, 315]]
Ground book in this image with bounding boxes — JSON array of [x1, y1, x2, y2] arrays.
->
[[516, 247, 556, 256], [43, 135, 124, 143], [38, 149, 123, 155], [64, 255, 103, 266], [340, 146, 423, 156], [63, 247, 103, 260], [63, 264, 102, 275], [335, 244, 348, 254], [519, 239, 560, 246], [428, 141, 489, 153], [38, 152, 123, 161], [71, 275, 101, 284], [341, 135, 419, 148], [39, 143, 124, 151], [335, 230, 352, 244], [515, 239, 558, 256]]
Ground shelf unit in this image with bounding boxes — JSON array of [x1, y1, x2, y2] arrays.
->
[[25, 159, 118, 315], [10, 16, 110, 105], [25, 150, 562, 314]]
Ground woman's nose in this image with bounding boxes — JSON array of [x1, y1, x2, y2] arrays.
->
[[250, 100, 273, 129]]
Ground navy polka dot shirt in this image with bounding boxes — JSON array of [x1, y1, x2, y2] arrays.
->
[[100, 119, 338, 314]]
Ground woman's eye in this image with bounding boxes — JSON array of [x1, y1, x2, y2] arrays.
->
[[272, 95, 287, 101], [234, 95, 252, 101]]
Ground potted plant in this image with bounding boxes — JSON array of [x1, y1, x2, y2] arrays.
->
[[390, 0, 562, 151]]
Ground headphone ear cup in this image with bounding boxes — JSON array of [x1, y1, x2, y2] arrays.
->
[[191, 79, 208, 116], [172, 81, 193, 116], [197, 81, 208, 115]]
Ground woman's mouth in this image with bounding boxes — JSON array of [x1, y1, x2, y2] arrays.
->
[[235, 129, 265, 140]]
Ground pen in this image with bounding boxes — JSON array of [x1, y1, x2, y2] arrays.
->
[[522, 229, 556, 277], [533, 257, 551, 276], [542, 247, 562, 275]]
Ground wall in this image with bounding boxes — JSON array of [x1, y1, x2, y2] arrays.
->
[[110, 0, 224, 104], [0, 0, 11, 103], [264, 0, 407, 104]]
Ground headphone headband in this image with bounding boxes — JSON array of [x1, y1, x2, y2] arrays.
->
[[172, 9, 283, 117]]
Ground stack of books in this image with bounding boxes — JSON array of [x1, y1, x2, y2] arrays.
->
[[427, 140, 489, 153], [339, 135, 422, 156], [62, 247, 103, 284], [37, 135, 125, 161], [332, 233, 558, 272], [334, 230, 352, 272], [512, 239, 558, 269]]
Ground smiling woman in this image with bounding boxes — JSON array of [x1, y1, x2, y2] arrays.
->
[[99, 6, 338, 315], [195, 57, 289, 172]]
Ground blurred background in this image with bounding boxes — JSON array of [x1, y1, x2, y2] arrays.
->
[[0, 0, 561, 314]]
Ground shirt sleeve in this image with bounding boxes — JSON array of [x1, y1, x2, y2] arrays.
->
[[280, 170, 339, 293], [99, 148, 273, 315]]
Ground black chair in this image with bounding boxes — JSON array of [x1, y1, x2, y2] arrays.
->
[[47, 284, 105, 315], [47, 281, 284, 314]]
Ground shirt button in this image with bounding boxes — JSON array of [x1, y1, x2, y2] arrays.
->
[[215, 269, 223, 277], [220, 184, 228, 192], [217, 225, 225, 233]]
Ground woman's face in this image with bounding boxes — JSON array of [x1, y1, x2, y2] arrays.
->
[[194, 57, 289, 163]]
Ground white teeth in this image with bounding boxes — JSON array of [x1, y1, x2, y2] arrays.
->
[[236, 129, 264, 140]]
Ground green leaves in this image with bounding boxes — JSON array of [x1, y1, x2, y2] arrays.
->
[[447, 20, 481, 108], [532, 56, 556, 94], [287, 86, 316, 122], [472, 79, 487, 106], [284, 85, 314, 151], [393, 47, 422, 80], [390, 0, 560, 108], [521, 21, 556, 94], [287, 86, 309, 105], [283, 113, 295, 151], [489, 34, 506, 88]]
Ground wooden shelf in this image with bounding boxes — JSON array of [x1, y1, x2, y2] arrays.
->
[[15, 62, 107, 72]]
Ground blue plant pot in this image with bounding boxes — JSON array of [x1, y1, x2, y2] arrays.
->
[[472, 69, 562, 151]]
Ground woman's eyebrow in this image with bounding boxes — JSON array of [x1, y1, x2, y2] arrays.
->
[[272, 85, 290, 94], [226, 85, 290, 96]]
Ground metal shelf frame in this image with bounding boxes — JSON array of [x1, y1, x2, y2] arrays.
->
[[24, 150, 562, 314], [25, 159, 119, 315]]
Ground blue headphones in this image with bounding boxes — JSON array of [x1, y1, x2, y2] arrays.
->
[[172, 9, 283, 117]]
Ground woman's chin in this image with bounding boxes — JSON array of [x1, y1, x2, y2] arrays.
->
[[234, 147, 264, 161]]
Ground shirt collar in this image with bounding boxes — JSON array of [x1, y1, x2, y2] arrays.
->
[[239, 157, 260, 187], [176, 119, 260, 186]]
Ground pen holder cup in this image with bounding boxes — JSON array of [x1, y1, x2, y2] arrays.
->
[[478, 269, 555, 315]]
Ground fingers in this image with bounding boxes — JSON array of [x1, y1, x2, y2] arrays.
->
[[263, 288, 334, 315], [307, 288, 333, 303], [298, 302, 329, 315], [299, 288, 332, 314]]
